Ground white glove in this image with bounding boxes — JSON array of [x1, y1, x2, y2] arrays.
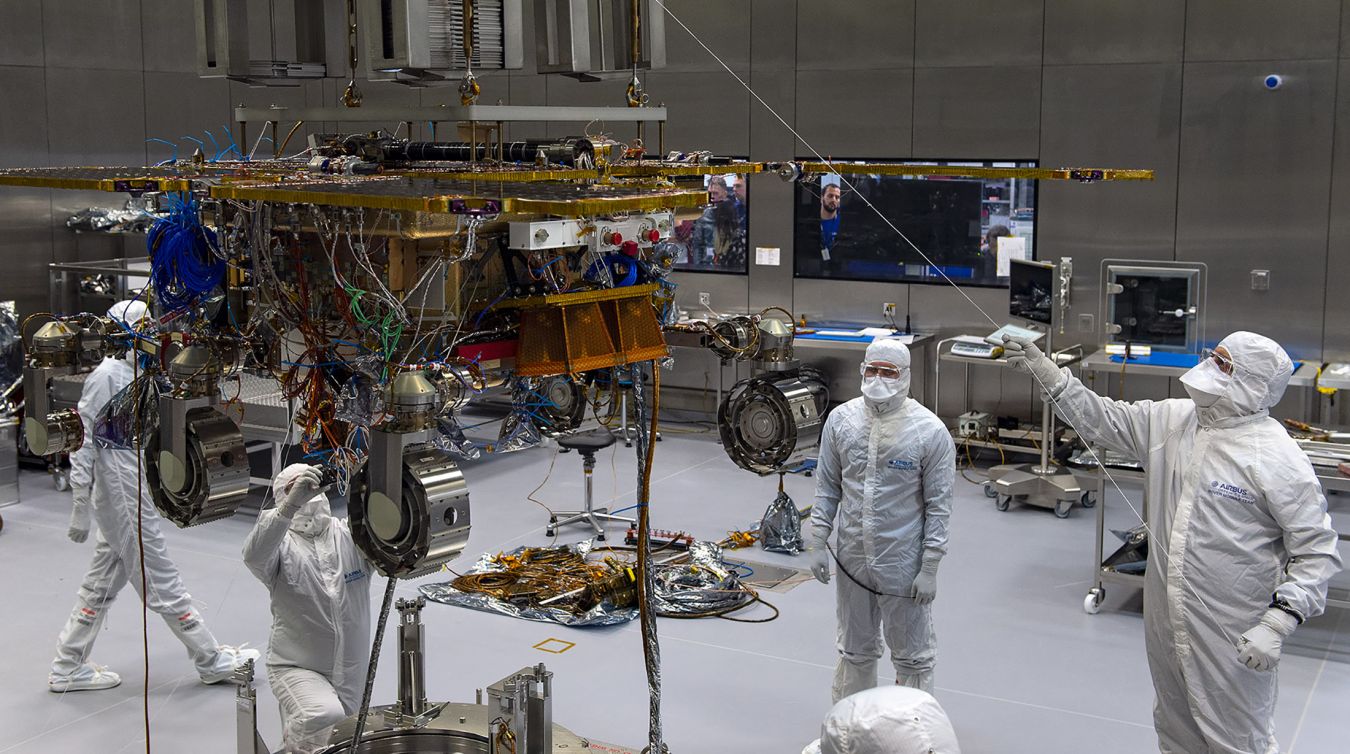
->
[[68, 485, 92, 544], [277, 466, 323, 519], [808, 533, 832, 584], [1237, 609, 1298, 672], [1001, 336, 1065, 392], [910, 550, 941, 605]]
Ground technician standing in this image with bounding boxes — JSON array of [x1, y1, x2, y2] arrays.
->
[[809, 338, 956, 701], [1004, 331, 1341, 753], [50, 300, 259, 692], [243, 463, 372, 754]]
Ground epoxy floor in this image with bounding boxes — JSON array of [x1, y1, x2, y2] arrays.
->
[[1, 425, 1347, 753]]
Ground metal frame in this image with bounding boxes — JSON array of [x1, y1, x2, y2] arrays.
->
[[1099, 260, 1207, 354]]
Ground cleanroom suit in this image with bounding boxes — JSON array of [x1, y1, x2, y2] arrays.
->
[[50, 300, 258, 692], [809, 338, 956, 702], [1006, 330, 1341, 753], [244, 463, 373, 754]]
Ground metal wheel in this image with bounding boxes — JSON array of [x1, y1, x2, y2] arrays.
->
[[1054, 499, 1073, 519], [995, 495, 1011, 512], [983, 484, 998, 499], [53, 469, 70, 492], [1081, 491, 1096, 509], [1084, 588, 1104, 615]]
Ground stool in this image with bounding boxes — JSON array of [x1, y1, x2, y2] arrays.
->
[[545, 430, 633, 540]]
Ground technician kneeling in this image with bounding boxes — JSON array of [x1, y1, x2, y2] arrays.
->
[[809, 338, 956, 701], [244, 464, 373, 754], [1005, 331, 1342, 754]]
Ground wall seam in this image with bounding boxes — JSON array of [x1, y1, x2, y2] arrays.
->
[[1318, 2, 1344, 363], [1172, 0, 1189, 268]]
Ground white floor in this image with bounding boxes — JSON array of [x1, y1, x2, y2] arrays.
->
[[1, 426, 1347, 753]]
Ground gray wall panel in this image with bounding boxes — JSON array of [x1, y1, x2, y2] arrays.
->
[[141, 0, 200, 73], [42, 0, 144, 72], [912, 66, 1041, 158], [1176, 61, 1336, 360], [1324, 59, 1350, 360], [671, 270, 748, 315], [745, 67, 795, 313], [1037, 64, 1183, 347], [144, 73, 231, 162], [0, 66, 50, 168], [915, 0, 1042, 68], [797, 2, 914, 71], [749, 0, 796, 71], [661, 0, 751, 72], [643, 71, 751, 155], [795, 69, 912, 158], [793, 277, 909, 326], [45, 68, 146, 166], [1185, 0, 1341, 62], [0, 0, 44, 67], [505, 73, 548, 140], [1344, 0, 1350, 57], [1043, 0, 1184, 65]]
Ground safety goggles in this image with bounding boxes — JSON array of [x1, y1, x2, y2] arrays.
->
[[1199, 347, 1236, 376], [859, 361, 905, 379]]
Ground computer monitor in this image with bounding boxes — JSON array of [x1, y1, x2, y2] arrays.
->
[[1009, 258, 1055, 325]]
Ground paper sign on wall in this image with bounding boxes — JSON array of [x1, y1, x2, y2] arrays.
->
[[755, 247, 781, 266], [996, 236, 1029, 277]]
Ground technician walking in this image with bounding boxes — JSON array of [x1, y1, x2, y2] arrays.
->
[[244, 463, 372, 754], [1004, 331, 1341, 753], [49, 299, 259, 692], [809, 338, 956, 701]]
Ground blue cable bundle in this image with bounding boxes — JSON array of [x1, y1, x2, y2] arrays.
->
[[147, 193, 224, 312]]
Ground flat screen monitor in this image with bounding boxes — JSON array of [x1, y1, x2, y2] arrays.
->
[[1009, 258, 1055, 325], [792, 159, 1038, 287]]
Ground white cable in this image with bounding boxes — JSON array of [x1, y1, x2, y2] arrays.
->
[[650, 0, 1238, 647]]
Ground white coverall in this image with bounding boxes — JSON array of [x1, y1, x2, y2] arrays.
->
[[1043, 331, 1341, 753], [811, 339, 956, 702], [243, 464, 373, 754], [802, 685, 962, 754], [51, 302, 252, 689]]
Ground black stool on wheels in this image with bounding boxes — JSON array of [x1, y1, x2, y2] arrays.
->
[[545, 430, 633, 540]]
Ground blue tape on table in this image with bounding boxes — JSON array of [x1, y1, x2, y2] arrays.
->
[[796, 332, 879, 343], [1108, 352, 1202, 368], [1108, 352, 1303, 372]]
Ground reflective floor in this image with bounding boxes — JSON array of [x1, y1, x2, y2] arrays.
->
[[1, 426, 1346, 753]]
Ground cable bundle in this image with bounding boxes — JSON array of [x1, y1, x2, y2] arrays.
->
[[147, 193, 224, 312]]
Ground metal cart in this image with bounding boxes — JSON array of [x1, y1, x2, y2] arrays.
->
[[1082, 457, 1147, 614]]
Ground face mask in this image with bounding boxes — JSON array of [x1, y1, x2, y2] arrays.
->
[[288, 496, 331, 539], [1180, 358, 1231, 408], [861, 375, 901, 402]]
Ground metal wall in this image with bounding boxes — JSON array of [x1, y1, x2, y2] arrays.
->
[[3, 1, 1349, 420]]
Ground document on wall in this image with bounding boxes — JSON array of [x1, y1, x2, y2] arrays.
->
[[755, 247, 781, 266], [996, 236, 1029, 276]]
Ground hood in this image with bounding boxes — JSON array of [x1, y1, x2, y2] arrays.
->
[[108, 299, 149, 369], [862, 338, 911, 413], [819, 686, 960, 754], [1196, 331, 1293, 426], [275, 463, 332, 538]]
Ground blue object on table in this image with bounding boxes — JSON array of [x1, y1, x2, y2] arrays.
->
[[1107, 352, 1203, 368], [1108, 352, 1303, 372], [796, 332, 883, 343]]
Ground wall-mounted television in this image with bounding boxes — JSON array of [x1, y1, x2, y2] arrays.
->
[[793, 159, 1037, 287]]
